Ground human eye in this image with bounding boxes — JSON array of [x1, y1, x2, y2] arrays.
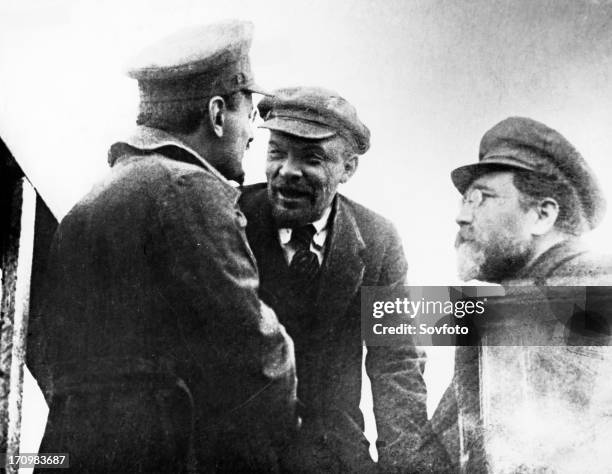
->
[[479, 191, 497, 202], [306, 153, 326, 165], [462, 188, 489, 207], [267, 145, 285, 160], [462, 189, 479, 205]]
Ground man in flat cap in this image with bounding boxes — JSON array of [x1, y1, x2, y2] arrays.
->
[[430, 116, 612, 471], [30, 20, 297, 473], [453, 116, 610, 286], [239, 87, 447, 473]]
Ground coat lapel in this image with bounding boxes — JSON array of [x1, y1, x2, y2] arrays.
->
[[243, 189, 366, 323], [242, 189, 290, 308], [315, 196, 366, 322]]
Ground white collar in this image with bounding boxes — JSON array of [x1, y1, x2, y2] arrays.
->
[[278, 206, 332, 247]]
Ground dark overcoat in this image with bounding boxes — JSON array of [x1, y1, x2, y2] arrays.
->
[[29, 127, 297, 473], [239, 184, 447, 473]]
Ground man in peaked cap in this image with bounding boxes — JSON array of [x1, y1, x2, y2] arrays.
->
[[239, 87, 450, 473], [452, 116, 609, 285], [429, 116, 612, 471], [30, 20, 297, 473]]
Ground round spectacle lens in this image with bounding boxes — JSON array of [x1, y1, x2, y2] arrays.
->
[[461, 189, 484, 208]]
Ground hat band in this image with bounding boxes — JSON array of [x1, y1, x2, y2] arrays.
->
[[481, 147, 559, 176], [481, 155, 537, 171], [138, 57, 255, 104]]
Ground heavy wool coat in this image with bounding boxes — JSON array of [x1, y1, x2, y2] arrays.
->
[[29, 127, 297, 473]]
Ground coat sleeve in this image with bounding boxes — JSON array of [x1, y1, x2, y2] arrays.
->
[[365, 225, 452, 472], [153, 168, 297, 444]]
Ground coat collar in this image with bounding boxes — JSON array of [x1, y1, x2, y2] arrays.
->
[[506, 238, 588, 285], [108, 125, 238, 198]]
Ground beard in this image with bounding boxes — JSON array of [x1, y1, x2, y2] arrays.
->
[[456, 241, 486, 282], [455, 231, 534, 283]]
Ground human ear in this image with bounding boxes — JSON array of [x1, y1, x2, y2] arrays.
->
[[207, 96, 226, 138], [531, 198, 560, 236], [340, 155, 359, 183]]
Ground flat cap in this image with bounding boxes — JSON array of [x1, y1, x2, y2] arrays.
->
[[258, 86, 370, 154], [126, 20, 266, 103], [451, 116, 606, 230]]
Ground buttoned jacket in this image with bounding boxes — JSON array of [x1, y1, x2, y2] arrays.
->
[[239, 184, 435, 472]]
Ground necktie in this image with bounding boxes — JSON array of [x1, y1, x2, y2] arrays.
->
[[289, 224, 320, 284]]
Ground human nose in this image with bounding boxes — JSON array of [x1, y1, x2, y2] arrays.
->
[[456, 200, 474, 226], [278, 154, 302, 179]]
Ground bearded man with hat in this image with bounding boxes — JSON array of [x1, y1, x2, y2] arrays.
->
[[430, 116, 612, 472], [239, 87, 449, 473], [452, 116, 610, 286], [29, 21, 297, 473]]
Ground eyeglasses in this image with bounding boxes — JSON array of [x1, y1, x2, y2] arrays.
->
[[248, 108, 259, 124], [461, 188, 485, 209]]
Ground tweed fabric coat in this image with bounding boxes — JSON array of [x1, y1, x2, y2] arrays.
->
[[239, 184, 447, 473], [29, 127, 297, 473]]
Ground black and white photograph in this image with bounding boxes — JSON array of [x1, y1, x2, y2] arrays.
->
[[1, 0, 612, 472]]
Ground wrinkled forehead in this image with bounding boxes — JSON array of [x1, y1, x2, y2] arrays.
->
[[466, 170, 520, 194]]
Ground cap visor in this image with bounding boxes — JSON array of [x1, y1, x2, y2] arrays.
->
[[259, 117, 337, 140], [451, 160, 536, 194], [244, 82, 273, 96]]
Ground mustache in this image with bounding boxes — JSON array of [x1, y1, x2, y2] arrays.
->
[[271, 181, 312, 195], [455, 228, 475, 248]]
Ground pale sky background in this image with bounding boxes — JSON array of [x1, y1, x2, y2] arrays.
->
[[2, 0, 612, 461]]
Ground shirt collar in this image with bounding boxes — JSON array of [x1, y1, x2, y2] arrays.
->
[[278, 206, 332, 246], [108, 125, 233, 189]]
